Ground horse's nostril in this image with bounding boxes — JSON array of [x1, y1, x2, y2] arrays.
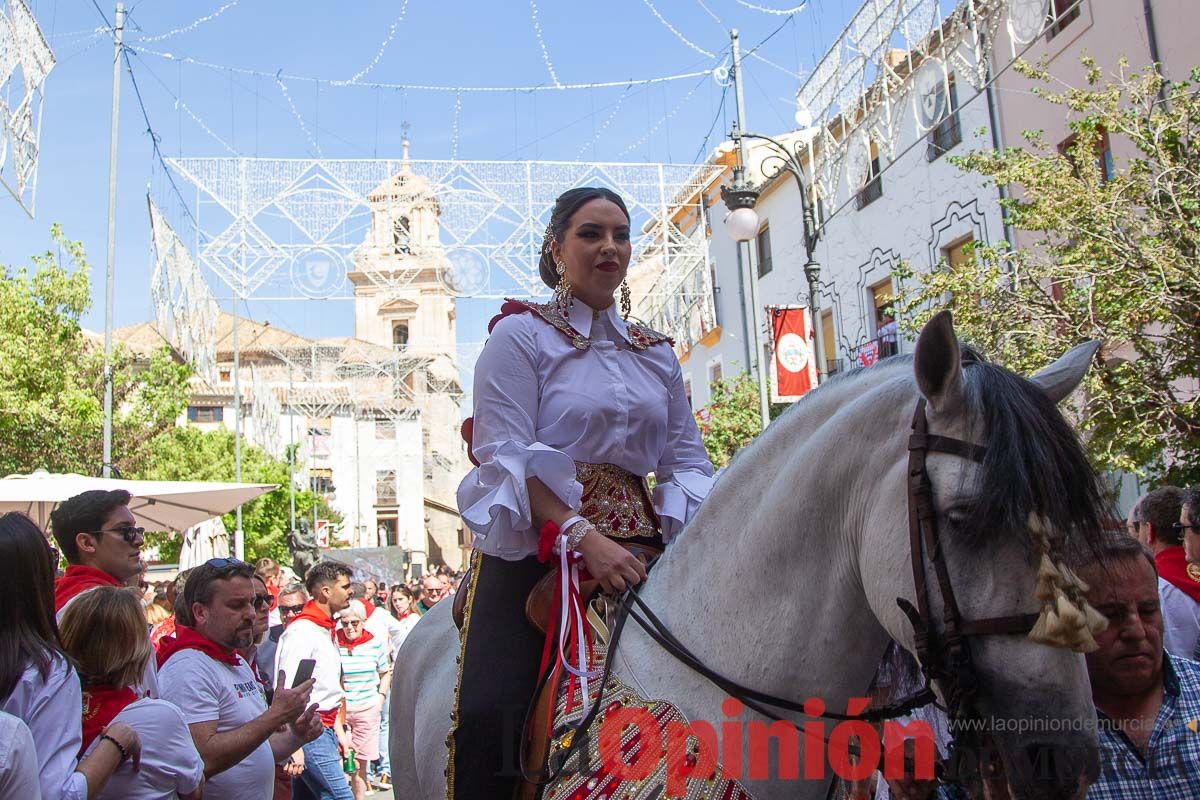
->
[[1021, 741, 1094, 790]]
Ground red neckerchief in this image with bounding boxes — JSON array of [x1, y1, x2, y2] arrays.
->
[[336, 628, 376, 655], [156, 625, 242, 669], [362, 601, 377, 620], [394, 609, 415, 622], [1157, 547, 1200, 603], [287, 600, 336, 632], [80, 685, 138, 755], [55, 565, 123, 613]]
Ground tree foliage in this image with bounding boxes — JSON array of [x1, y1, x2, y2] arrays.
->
[[695, 373, 786, 470], [135, 427, 337, 564], [896, 61, 1200, 485], [0, 227, 191, 477]]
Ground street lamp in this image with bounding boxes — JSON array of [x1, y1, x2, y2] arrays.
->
[[721, 129, 827, 386]]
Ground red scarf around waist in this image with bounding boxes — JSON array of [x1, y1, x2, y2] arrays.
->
[[156, 625, 243, 669], [55, 565, 123, 613], [1157, 547, 1200, 603], [80, 685, 138, 755], [335, 628, 376, 656], [287, 600, 336, 632]]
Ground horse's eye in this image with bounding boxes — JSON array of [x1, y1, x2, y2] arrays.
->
[[944, 506, 970, 528]]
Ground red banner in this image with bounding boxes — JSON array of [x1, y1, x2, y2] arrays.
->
[[770, 307, 814, 400]]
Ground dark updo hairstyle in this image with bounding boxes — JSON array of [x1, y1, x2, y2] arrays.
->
[[537, 187, 632, 290]]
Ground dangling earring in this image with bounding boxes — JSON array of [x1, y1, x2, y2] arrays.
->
[[555, 259, 573, 314], [620, 279, 632, 319]]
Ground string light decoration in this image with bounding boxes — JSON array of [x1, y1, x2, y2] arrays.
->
[[529, 0, 562, 88], [734, 0, 809, 15], [793, 0, 1043, 209], [332, 0, 411, 86], [148, 197, 220, 383], [136, 0, 243, 43], [0, 0, 55, 216], [640, 0, 716, 58], [249, 364, 284, 457], [131, 45, 713, 93], [276, 73, 322, 156]]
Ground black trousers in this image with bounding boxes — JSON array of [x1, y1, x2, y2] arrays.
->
[[447, 552, 549, 800]]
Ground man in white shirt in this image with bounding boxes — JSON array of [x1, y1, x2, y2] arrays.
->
[[50, 488, 160, 697], [275, 560, 355, 800], [1128, 486, 1200, 658], [159, 559, 323, 800]]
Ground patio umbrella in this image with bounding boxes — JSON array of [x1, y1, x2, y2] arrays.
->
[[0, 470, 278, 532]]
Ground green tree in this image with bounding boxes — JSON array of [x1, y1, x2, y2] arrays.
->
[[896, 61, 1200, 485], [135, 427, 338, 564], [695, 373, 786, 470], [0, 227, 191, 477]]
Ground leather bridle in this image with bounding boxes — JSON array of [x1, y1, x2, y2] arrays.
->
[[539, 397, 1043, 786], [896, 398, 1040, 779]]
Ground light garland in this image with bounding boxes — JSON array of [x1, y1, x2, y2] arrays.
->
[[749, 50, 802, 79], [332, 0, 411, 86], [734, 0, 809, 15], [529, 0, 562, 88], [574, 85, 631, 161], [137, 0, 243, 43], [450, 92, 462, 160], [694, 0, 724, 26], [131, 45, 714, 93], [640, 0, 715, 58], [275, 73, 321, 156], [617, 76, 706, 158]]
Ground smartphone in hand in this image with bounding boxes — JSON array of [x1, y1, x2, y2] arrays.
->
[[292, 658, 316, 688]]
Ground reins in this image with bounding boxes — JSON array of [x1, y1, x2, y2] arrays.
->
[[525, 394, 1043, 789]]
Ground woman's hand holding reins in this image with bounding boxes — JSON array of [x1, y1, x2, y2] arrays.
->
[[575, 529, 648, 594]]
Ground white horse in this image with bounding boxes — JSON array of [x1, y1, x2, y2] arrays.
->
[[392, 312, 1107, 800]]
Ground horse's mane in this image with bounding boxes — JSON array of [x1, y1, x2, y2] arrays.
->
[[958, 352, 1111, 554]]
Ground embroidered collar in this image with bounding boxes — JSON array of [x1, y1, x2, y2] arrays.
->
[[495, 298, 672, 352]]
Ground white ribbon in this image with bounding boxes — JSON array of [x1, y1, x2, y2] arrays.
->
[[556, 533, 602, 719]]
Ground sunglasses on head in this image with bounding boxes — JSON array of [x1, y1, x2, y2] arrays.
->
[[205, 557, 249, 568]]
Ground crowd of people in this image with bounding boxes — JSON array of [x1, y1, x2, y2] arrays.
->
[[0, 487, 463, 800]]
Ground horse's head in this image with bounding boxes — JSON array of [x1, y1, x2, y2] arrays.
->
[[861, 311, 1107, 800]]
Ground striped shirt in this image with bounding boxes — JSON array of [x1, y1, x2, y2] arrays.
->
[[337, 635, 389, 711]]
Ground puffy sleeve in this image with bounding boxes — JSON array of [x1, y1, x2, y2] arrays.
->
[[652, 356, 715, 543], [456, 314, 583, 559]]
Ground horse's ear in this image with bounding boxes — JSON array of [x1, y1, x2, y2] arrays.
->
[[914, 310, 964, 413], [1029, 341, 1100, 404]]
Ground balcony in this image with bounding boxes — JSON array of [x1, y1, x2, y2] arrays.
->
[[854, 176, 883, 210], [926, 114, 962, 161]]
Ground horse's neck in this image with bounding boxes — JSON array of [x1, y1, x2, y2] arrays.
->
[[612, 370, 910, 797]]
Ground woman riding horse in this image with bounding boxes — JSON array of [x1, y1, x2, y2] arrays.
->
[[448, 187, 716, 798]]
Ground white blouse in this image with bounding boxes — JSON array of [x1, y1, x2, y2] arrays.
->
[[1, 655, 88, 800], [457, 300, 714, 560]]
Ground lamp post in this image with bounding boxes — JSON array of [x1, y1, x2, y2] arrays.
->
[[721, 127, 827, 386]]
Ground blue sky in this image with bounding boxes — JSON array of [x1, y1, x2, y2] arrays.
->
[[1, 0, 860, 343]]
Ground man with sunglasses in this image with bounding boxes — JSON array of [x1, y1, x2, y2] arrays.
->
[[1129, 485, 1200, 660], [50, 488, 162, 698], [50, 489, 146, 615]]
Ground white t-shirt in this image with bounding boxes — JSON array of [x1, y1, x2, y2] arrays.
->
[[1, 655, 88, 800], [159, 650, 274, 800], [1159, 577, 1200, 660], [0, 711, 42, 799], [275, 618, 343, 715], [80, 698, 204, 800], [389, 613, 420, 660]]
